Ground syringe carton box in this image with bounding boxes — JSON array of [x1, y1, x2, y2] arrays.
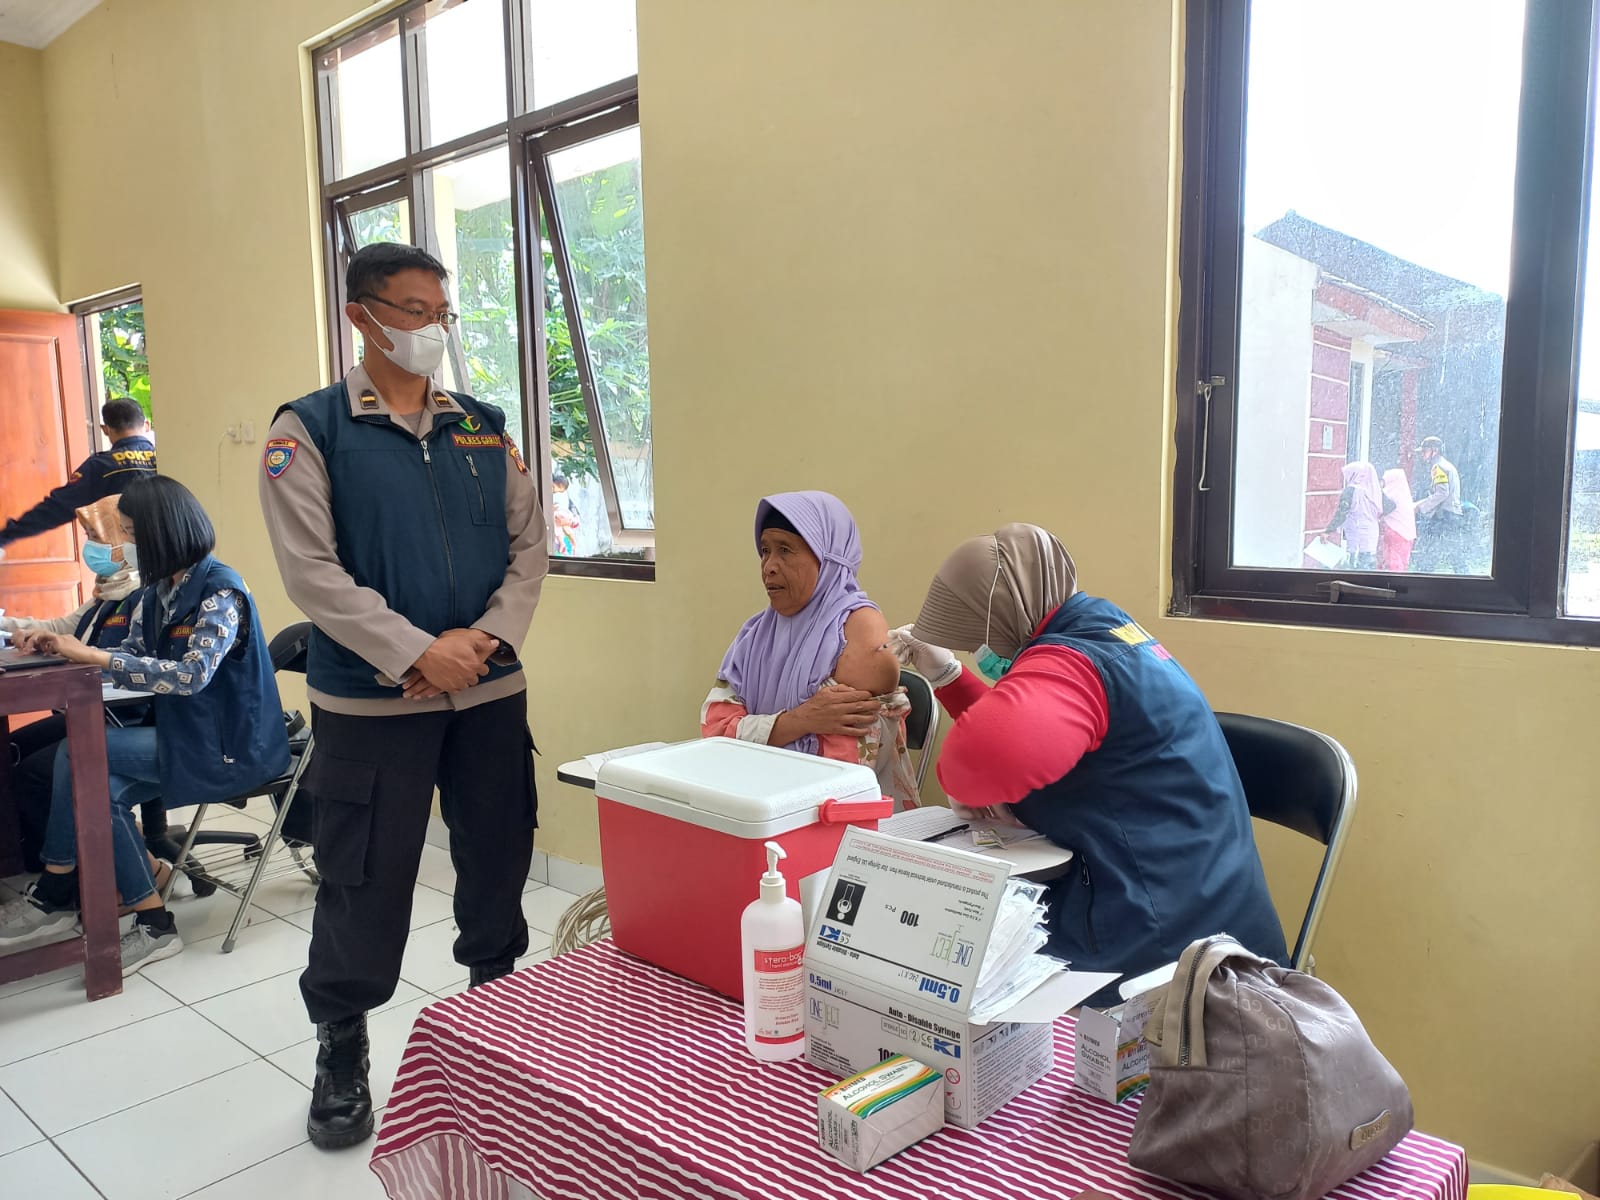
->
[[802, 827, 1117, 1129]]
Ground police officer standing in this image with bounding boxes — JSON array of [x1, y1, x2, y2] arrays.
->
[[1414, 435, 1466, 572], [259, 243, 547, 1149], [0, 398, 155, 557]]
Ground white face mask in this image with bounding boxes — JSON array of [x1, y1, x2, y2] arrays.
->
[[362, 305, 448, 378], [119, 542, 139, 571]]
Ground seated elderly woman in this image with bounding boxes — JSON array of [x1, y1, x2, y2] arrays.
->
[[701, 491, 918, 805]]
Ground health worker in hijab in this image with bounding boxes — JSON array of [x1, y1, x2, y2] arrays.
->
[[890, 523, 1286, 999]]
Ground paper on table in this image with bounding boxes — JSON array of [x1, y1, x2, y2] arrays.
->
[[583, 742, 670, 772], [878, 806, 966, 841]]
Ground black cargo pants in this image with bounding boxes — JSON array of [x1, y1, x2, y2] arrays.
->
[[299, 692, 537, 1024]]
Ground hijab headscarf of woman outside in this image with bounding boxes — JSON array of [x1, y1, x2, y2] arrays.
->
[[703, 491, 916, 804]]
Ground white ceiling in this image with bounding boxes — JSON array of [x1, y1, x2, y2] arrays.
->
[[0, 0, 101, 49]]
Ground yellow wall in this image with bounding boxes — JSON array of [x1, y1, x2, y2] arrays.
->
[[0, 41, 59, 309], [22, 0, 1598, 1177]]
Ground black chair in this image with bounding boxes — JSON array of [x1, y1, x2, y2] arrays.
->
[[898, 669, 941, 792], [162, 622, 318, 952], [1215, 712, 1357, 972]]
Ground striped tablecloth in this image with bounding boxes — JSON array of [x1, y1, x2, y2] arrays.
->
[[371, 939, 1467, 1200]]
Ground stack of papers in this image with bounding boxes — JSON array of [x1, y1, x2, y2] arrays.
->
[[880, 804, 1046, 850], [968, 876, 1060, 1025]]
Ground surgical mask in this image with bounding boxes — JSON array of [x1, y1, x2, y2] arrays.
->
[[362, 305, 448, 378], [119, 542, 139, 572], [976, 644, 1014, 681], [82, 541, 119, 577], [976, 556, 1014, 681]]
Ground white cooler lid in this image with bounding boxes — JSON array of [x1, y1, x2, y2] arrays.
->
[[596, 739, 881, 837]]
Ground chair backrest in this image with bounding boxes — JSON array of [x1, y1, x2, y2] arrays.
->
[[899, 669, 940, 791], [1214, 711, 1357, 971], [267, 621, 313, 676]]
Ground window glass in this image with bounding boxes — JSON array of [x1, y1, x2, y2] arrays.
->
[[322, 24, 406, 179], [1230, 0, 1522, 576], [528, 0, 638, 110], [427, 146, 524, 447], [1566, 106, 1600, 616], [83, 300, 151, 431], [547, 126, 652, 531], [420, 0, 508, 146], [345, 198, 412, 364]]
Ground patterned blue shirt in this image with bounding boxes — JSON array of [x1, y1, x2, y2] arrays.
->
[[106, 576, 242, 697]]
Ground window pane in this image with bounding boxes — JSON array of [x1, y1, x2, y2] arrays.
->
[[1230, 0, 1519, 576], [1566, 103, 1600, 615], [547, 127, 652, 531], [528, 0, 637, 110], [84, 300, 151, 431], [344, 197, 412, 364], [426, 147, 524, 448], [322, 24, 405, 179], [543, 211, 616, 559], [419, 0, 507, 146]]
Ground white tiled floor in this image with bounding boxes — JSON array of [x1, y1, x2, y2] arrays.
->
[[0, 800, 581, 1199]]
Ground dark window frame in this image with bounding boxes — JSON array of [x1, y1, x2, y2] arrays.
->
[[1172, 0, 1599, 645], [312, 0, 652, 581]]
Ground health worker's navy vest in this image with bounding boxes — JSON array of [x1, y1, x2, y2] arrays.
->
[[135, 556, 290, 806], [75, 592, 141, 650], [1012, 593, 1287, 982], [282, 384, 518, 699]]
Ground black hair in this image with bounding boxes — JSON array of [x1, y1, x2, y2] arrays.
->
[[760, 506, 801, 537], [346, 243, 449, 304], [117, 475, 215, 582], [102, 398, 146, 432]]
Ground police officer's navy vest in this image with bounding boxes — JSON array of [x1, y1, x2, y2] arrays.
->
[[75, 591, 141, 650], [133, 556, 290, 806], [1011, 593, 1288, 981], [281, 384, 519, 699]]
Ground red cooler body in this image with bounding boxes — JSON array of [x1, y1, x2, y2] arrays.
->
[[596, 739, 889, 1000]]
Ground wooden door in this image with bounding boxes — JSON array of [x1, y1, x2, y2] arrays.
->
[[0, 310, 93, 621]]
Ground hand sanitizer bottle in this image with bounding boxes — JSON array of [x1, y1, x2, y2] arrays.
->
[[741, 840, 806, 1061]]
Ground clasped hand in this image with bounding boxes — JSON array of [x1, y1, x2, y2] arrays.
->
[[401, 629, 498, 700]]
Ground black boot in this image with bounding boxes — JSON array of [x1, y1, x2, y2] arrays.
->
[[307, 1014, 373, 1149], [469, 959, 514, 988]]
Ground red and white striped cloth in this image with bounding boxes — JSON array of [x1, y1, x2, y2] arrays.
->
[[371, 939, 1467, 1200]]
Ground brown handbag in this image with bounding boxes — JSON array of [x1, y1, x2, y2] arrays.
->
[[1127, 935, 1413, 1200]]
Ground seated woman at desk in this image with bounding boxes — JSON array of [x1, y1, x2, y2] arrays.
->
[[701, 491, 917, 805], [3, 496, 148, 872], [890, 522, 1286, 1001], [0, 476, 289, 974]]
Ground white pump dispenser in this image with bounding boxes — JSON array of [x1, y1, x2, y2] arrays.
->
[[740, 840, 806, 1061]]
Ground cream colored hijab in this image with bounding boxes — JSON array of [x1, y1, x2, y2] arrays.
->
[[911, 523, 1077, 657]]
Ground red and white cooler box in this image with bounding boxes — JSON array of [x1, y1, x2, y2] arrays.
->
[[595, 739, 890, 1000]]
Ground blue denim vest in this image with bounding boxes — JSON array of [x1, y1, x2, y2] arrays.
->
[[136, 556, 291, 806], [282, 383, 518, 699], [1012, 594, 1287, 982], [76, 591, 142, 650]]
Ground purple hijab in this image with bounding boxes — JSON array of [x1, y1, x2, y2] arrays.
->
[[718, 492, 876, 753]]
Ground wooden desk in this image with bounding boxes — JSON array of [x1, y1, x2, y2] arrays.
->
[[0, 664, 121, 1000]]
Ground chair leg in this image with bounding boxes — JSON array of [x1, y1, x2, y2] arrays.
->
[[162, 805, 209, 904], [222, 734, 314, 953], [289, 844, 320, 886]]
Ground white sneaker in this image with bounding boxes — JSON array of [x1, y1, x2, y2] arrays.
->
[[0, 886, 78, 949], [119, 921, 183, 977]]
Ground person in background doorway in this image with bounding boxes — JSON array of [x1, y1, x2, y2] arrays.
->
[[1412, 435, 1467, 572], [0, 399, 156, 559], [1322, 461, 1385, 570], [1379, 468, 1417, 572], [0, 476, 289, 975], [260, 242, 547, 1151], [889, 523, 1286, 1005]]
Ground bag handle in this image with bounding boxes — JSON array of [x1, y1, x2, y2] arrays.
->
[[1144, 934, 1268, 1069]]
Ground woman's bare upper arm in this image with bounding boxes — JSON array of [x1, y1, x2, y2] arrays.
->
[[836, 606, 900, 695]]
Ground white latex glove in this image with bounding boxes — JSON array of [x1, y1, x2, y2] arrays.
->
[[888, 625, 961, 688]]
